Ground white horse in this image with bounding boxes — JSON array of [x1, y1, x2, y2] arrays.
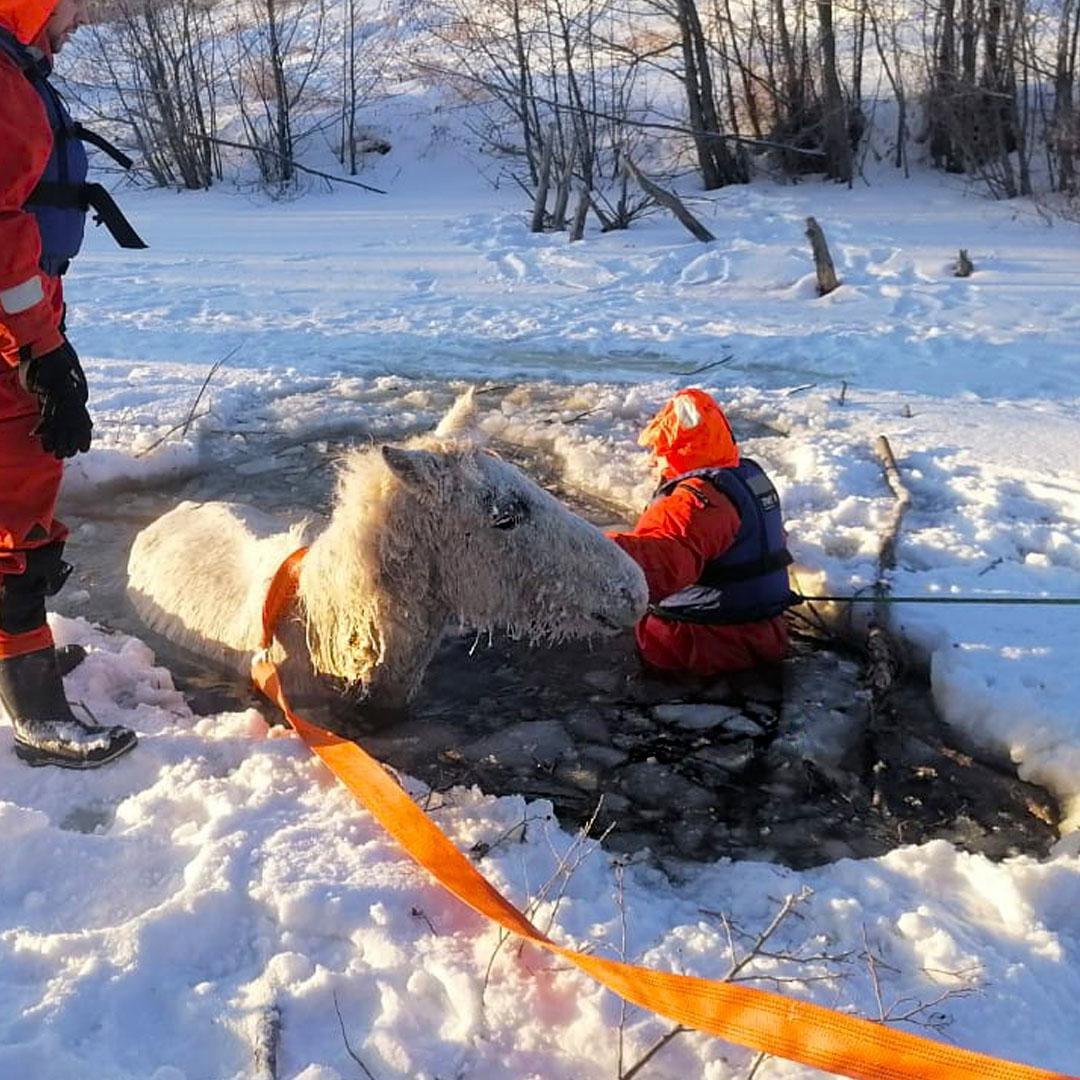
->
[[126, 392, 648, 713]]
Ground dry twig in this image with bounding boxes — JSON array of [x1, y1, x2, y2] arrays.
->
[[860, 926, 977, 1034], [411, 907, 438, 935], [676, 354, 735, 376], [621, 888, 830, 1078], [333, 991, 378, 1080], [134, 408, 212, 459], [135, 342, 242, 458]]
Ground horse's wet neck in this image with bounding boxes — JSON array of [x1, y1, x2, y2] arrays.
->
[[299, 493, 446, 701]]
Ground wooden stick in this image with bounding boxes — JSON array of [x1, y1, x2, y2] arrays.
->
[[253, 1004, 281, 1080], [864, 435, 911, 805], [874, 435, 911, 581], [624, 158, 716, 243]]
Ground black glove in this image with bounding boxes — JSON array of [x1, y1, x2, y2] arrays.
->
[[23, 340, 92, 459]]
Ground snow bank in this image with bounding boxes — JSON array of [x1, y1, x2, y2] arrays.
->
[[0, 616, 1076, 1078]]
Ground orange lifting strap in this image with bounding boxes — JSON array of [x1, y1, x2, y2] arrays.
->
[[252, 548, 1075, 1080]]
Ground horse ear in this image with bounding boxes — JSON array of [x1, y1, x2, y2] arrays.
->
[[381, 445, 444, 493], [434, 387, 478, 439]]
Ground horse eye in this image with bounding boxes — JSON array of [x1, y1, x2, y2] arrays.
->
[[490, 496, 529, 530]]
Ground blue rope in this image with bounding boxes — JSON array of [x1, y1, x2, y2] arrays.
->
[[798, 594, 1080, 606]]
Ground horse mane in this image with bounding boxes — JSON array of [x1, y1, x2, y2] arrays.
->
[[297, 430, 478, 690]]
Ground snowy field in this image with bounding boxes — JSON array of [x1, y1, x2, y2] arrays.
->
[[3, 102, 1079, 1078]]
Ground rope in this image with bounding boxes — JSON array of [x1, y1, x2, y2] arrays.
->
[[253, 548, 1075, 1080], [797, 594, 1080, 606]]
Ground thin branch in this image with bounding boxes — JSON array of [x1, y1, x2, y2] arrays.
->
[[182, 343, 242, 436], [746, 1050, 770, 1079], [133, 408, 212, 459], [724, 888, 813, 982], [621, 1024, 690, 1080], [410, 906, 438, 935], [470, 811, 535, 859], [197, 134, 388, 193], [332, 991, 378, 1080], [622, 889, 819, 1079], [676, 353, 735, 376], [614, 860, 629, 1079], [863, 925, 888, 1021], [135, 342, 241, 458]]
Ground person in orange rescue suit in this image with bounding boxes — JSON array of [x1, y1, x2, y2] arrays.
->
[[608, 389, 797, 677], [0, 0, 147, 767]]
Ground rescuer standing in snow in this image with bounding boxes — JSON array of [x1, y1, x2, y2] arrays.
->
[[0, 0, 146, 766], [608, 389, 796, 676]]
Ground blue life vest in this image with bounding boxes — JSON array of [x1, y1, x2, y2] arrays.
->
[[649, 459, 796, 625], [0, 28, 146, 276]]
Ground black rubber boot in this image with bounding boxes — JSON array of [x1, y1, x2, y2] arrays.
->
[[0, 647, 136, 769], [55, 643, 88, 678]]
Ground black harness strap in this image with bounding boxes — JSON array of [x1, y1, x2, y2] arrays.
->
[[73, 122, 135, 170], [83, 184, 147, 249], [697, 547, 794, 587], [26, 181, 148, 249]]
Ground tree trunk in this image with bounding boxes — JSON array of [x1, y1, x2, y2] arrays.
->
[[1054, 0, 1079, 191], [569, 186, 590, 241], [551, 139, 578, 230], [530, 124, 556, 233], [931, 0, 959, 171], [817, 0, 852, 182], [676, 0, 721, 189]]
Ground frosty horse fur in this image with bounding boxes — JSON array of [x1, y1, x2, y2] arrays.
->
[[126, 392, 648, 712]]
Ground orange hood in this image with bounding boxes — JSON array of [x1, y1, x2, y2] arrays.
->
[[639, 388, 740, 478], [0, 0, 56, 44]]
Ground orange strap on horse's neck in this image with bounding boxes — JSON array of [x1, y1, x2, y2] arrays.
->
[[260, 547, 309, 651], [251, 548, 1072, 1080]]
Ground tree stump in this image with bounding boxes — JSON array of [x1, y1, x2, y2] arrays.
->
[[805, 216, 840, 295]]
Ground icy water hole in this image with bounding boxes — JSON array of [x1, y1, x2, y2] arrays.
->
[[56, 382, 1059, 871]]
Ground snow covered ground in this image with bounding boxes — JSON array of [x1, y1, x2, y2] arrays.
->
[[3, 99, 1079, 1078]]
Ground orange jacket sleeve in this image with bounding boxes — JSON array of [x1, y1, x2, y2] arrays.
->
[[608, 478, 742, 603], [0, 53, 63, 363]]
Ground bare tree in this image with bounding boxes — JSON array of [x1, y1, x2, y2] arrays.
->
[[817, 0, 852, 181], [419, 0, 658, 228], [339, 0, 397, 173], [224, 0, 332, 193], [1052, 0, 1080, 191], [669, 0, 749, 187], [66, 0, 222, 189]]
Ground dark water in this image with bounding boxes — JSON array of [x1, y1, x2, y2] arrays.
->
[[54, 385, 1059, 869]]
